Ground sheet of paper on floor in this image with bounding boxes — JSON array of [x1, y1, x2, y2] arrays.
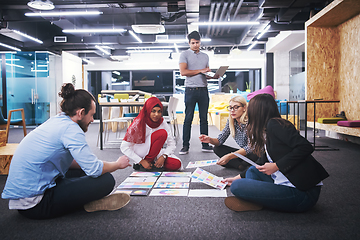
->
[[117, 182, 155, 189], [130, 172, 161, 177], [188, 189, 227, 197], [149, 189, 189, 197], [186, 159, 218, 168], [123, 177, 159, 183], [191, 168, 227, 190], [161, 172, 192, 177], [115, 189, 150, 196], [154, 182, 189, 188], [157, 177, 190, 183]]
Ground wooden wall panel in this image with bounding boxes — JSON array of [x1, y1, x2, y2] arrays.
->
[[338, 14, 360, 120], [306, 27, 340, 121]]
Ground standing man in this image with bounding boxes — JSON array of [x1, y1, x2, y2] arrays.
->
[[2, 83, 131, 219], [179, 31, 214, 154]]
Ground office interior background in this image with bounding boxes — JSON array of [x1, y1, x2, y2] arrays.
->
[[1, 0, 331, 126]]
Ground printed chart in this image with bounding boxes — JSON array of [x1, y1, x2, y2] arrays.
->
[[191, 168, 227, 190], [186, 159, 218, 169]]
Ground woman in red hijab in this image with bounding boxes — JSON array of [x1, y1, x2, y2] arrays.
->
[[120, 97, 182, 171]]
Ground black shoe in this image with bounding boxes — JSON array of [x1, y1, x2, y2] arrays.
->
[[133, 163, 140, 170], [202, 145, 213, 153], [179, 146, 189, 155]]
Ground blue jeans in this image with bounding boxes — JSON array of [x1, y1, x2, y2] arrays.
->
[[182, 87, 209, 148], [18, 171, 115, 219], [230, 166, 321, 212]]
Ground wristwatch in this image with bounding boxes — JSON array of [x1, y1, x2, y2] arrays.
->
[[162, 154, 168, 160]]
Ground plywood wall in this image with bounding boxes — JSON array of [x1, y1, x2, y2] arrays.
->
[[338, 14, 360, 120], [306, 11, 360, 121]]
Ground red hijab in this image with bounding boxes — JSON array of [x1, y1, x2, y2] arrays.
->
[[123, 97, 164, 144]]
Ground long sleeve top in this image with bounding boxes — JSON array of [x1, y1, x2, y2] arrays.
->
[[120, 121, 178, 163], [217, 119, 251, 154]]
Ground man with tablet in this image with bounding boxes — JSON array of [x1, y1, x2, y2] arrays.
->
[[179, 31, 216, 155]]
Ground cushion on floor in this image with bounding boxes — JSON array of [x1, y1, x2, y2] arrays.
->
[[318, 117, 346, 124], [337, 120, 360, 127]]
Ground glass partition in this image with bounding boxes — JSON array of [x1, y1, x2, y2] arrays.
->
[[2, 51, 55, 125]]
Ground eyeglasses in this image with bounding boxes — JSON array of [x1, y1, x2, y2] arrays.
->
[[227, 105, 243, 111]]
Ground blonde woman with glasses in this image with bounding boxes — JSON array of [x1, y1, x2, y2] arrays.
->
[[199, 95, 257, 171]]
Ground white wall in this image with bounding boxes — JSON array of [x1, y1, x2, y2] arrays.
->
[[62, 51, 83, 89], [266, 31, 305, 100]]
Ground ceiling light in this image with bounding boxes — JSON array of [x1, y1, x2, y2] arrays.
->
[[95, 45, 111, 55], [0, 43, 21, 51], [191, 21, 259, 26], [25, 11, 103, 17], [82, 58, 95, 65], [126, 49, 173, 54], [131, 25, 165, 34], [174, 43, 179, 53], [247, 41, 258, 51], [257, 25, 271, 39], [63, 28, 126, 34], [129, 30, 142, 43], [13, 30, 43, 44], [156, 38, 211, 43], [27, 0, 55, 10]]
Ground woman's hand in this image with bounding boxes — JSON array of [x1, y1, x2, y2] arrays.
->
[[139, 159, 152, 170], [154, 155, 166, 168], [223, 174, 241, 186], [217, 154, 231, 166], [199, 134, 211, 143], [256, 162, 279, 175]]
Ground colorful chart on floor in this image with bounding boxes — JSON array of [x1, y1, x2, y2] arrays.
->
[[157, 177, 191, 183], [188, 189, 227, 197], [149, 189, 189, 196], [117, 182, 155, 189], [123, 177, 159, 183], [154, 182, 190, 188], [161, 172, 192, 177], [191, 168, 227, 190], [115, 189, 150, 196], [186, 159, 218, 169], [130, 172, 161, 177]]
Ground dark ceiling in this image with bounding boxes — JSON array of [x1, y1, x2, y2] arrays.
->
[[0, 0, 332, 59]]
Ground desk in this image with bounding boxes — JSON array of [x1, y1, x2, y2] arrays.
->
[[286, 100, 340, 151], [99, 101, 168, 150], [0, 144, 18, 175]]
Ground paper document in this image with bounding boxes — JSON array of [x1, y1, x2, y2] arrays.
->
[[232, 152, 259, 167]]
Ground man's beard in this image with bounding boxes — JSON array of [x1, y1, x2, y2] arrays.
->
[[77, 120, 89, 132]]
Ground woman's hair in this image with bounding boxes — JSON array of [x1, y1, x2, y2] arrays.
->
[[58, 83, 96, 116], [246, 93, 281, 156], [228, 95, 248, 138]]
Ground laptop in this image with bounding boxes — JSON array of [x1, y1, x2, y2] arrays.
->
[[202, 66, 229, 78]]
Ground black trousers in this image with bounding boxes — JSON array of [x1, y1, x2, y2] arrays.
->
[[18, 171, 115, 220], [213, 144, 258, 170]]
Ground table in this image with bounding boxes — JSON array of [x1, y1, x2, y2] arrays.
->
[[99, 101, 168, 150], [0, 144, 18, 175], [285, 100, 340, 151]]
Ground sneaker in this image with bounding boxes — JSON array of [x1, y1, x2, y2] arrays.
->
[[84, 192, 131, 213], [224, 196, 262, 212], [202, 145, 214, 153], [133, 163, 140, 170], [179, 146, 189, 155]]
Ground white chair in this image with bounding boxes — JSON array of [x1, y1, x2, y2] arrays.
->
[[163, 96, 180, 142], [104, 99, 135, 145]]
